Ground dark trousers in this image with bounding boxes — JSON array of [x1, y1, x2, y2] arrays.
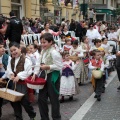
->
[[116, 67, 120, 81], [11, 84, 36, 120], [90, 18, 93, 24], [102, 74, 106, 92], [38, 73, 61, 120], [95, 77, 103, 96]]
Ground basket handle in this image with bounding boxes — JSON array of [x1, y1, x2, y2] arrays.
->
[[37, 70, 47, 80], [27, 65, 47, 80], [5, 80, 16, 92]]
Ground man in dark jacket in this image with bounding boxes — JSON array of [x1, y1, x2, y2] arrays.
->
[[5, 11, 23, 43]]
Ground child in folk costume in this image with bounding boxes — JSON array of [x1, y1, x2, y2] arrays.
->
[[81, 36, 91, 79], [89, 50, 104, 101], [26, 46, 36, 66], [62, 38, 72, 52], [90, 39, 103, 51], [32, 33, 63, 120], [0, 41, 11, 119], [60, 52, 78, 103], [29, 44, 41, 62], [7, 42, 36, 120], [69, 40, 88, 85]]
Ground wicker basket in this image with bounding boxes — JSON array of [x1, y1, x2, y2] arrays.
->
[[69, 55, 79, 62], [0, 80, 24, 102], [92, 70, 102, 79]]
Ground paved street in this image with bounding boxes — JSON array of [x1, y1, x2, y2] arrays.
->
[[1, 71, 118, 120], [1, 80, 93, 120], [82, 73, 120, 120]]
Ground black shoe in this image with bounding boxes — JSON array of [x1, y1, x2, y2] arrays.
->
[[102, 90, 105, 93], [69, 96, 73, 101], [117, 86, 120, 90], [97, 96, 101, 101], [78, 82, 82, 86], [94, 95, 97, 98], [60, 99, 64, 103]]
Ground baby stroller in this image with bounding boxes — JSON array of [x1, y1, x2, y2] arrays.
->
[[107, 40, 117, 54]]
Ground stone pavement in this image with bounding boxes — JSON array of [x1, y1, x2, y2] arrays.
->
[[1, 71, 118, 120], [1, 80, 93, 120], [82, 73, 120, 120]]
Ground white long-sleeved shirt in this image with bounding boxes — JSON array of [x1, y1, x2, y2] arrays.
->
[[88, 59, 104, 72], [69, 46, 84, 58], [7, 56, 33, 80], [86, 29, 101, 45], [62, 60, 77, 71], [34, 48, 63, 75], [101, 43, 110, 53], [108, 32, 117, 41]]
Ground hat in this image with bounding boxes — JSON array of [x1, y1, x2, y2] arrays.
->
[[97, 47, 104, 51]]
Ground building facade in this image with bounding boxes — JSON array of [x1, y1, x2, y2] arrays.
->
[[0, 0, 40, 19], [79, 0, 118, 22], [0, 0, 80, 22]]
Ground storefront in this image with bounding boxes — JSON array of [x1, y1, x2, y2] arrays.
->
[[95, 9, 115, 22]]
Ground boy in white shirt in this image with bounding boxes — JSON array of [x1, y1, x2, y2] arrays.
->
[[32, 33, 63, 120], [7, 42, 36, 120]]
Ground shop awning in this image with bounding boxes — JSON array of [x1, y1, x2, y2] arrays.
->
[[95, 9, 114, 15]]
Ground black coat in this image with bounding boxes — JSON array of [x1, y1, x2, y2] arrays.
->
[[5, 17, 23, 43]]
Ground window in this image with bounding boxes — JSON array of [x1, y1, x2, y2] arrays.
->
[[11, 0, 23, 18], [111, 0, 113, 7], [11, 5, 20, 18], [11, 0, 20, 3], [94, 0, 105, 4]]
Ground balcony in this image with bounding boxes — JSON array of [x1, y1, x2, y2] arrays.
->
[[89, 4, 107, 9]]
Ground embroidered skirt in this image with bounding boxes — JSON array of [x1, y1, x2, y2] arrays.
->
[[78, 61, 88, 83], [73, 62, 81, 79], [60, 76, 76, 96]]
